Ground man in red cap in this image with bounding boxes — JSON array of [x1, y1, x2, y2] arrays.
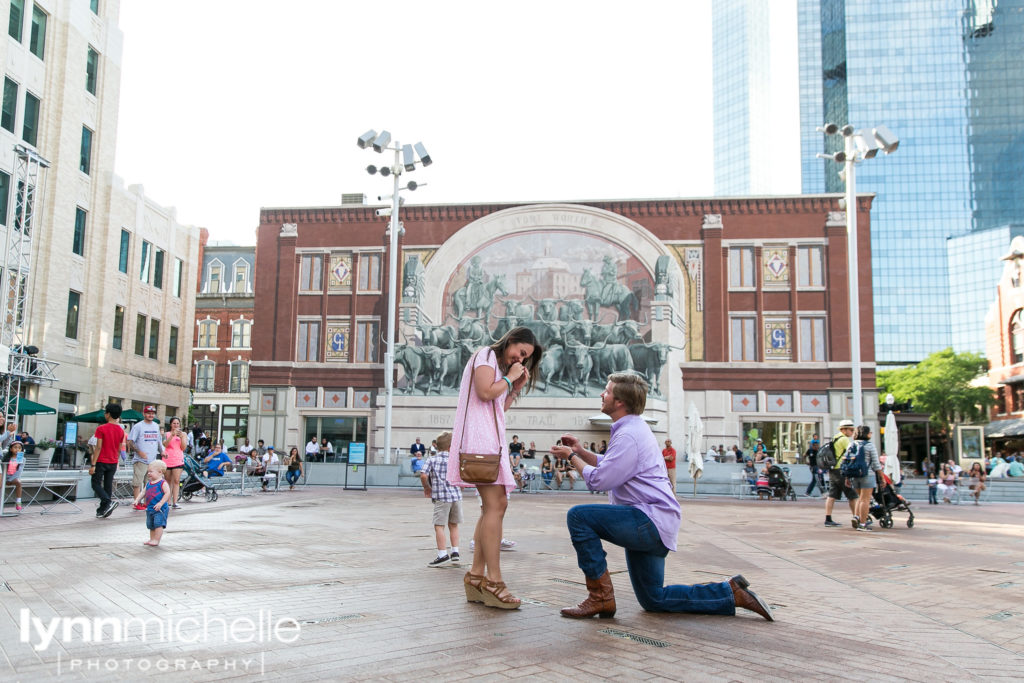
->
[[128, 405, 164, 508]]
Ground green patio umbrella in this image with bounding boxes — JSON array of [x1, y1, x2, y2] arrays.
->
[[73, 408, 145, 423], [15, 398, 56, 415]]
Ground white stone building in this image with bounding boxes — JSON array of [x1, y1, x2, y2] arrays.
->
[[1, 0, 199, 441]]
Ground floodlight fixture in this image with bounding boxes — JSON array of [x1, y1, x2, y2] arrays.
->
[[372, 130, 391, 153], [818, 123, 839, 135], [841, 124, 855, 137], [357, 129, 378, 149], [356, 129, 432, 472], [414, 142, 432, 166], [873, 125, 899, 154], [853, 132, 879, 159]]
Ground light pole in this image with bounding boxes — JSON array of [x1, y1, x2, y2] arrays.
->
[[817, 123, 898, 425], [357, 130, 431, 464]]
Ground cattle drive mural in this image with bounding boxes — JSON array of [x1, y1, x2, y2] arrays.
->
[[397, 232, 678, 397]]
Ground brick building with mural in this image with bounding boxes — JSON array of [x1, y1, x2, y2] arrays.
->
[[248, 196, 877, 463]]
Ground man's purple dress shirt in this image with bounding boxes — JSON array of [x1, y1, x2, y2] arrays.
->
[[580, 414, 682, 551]]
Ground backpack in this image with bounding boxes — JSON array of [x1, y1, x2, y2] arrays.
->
[[839, 441, 869, 479], [816, 439, 839, 470]]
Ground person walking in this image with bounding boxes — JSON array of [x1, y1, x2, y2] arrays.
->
[[446, 327, 542, 610], [804, 435, 823, 497], [90, 403, 125, 518], [552, 373, 772, 621], [128, 405, 164, 509], [824, 420, 858, 527], [848, 425, 883, 531], [661, 439, 677, 495]]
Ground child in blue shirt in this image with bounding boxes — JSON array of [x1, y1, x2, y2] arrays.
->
[[134, 460, 171, 546]]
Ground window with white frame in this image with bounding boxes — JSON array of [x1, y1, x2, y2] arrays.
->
[[799, 317, 827, 361], [299, 255, 323, 292], [355, 320, 379, 362], [730, 316, 757, 361], [729, 247, 755, 288], [207, 260, 223, 294], [233, 260, 249, 293], [195, 361, 215, 392], [229, 361, 249, 393], [797, 246, 824, 287], [297, 320, 320, 362], [231, 319, 252, 348], [358, 253, 382, 292], [197, 319, 217, 348]]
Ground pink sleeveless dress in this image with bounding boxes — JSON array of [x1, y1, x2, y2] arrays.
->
[[446, 347, 515, 495]]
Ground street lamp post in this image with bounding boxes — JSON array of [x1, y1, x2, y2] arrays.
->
[[817, 123, 899, 426], [357, 130, 431, 464]]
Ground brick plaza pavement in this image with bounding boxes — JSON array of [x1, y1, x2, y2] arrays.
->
[[0, 488, 1022, 681]]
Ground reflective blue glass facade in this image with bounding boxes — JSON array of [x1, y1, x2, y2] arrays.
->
[[713, 0, 773, 195], [798, 0, 1024, 364], [948, 225, 1024, 353]]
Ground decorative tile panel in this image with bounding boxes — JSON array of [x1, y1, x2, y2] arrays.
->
[[329, 253, 352, 290], [295, 390, 317, 408], [764, 319, 792, 360], [762, 246, 789, 284], [261, 394, 276, 412], [325, 322, 350, 361], [324, 390, 347, 409], [765, 392, 793, 412], [801, 393, 829, 413], [353, 390, 373, 409], [732, 392, 757, 412]]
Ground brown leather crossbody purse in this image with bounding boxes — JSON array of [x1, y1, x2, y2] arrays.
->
[[458, 352, 503, 484]]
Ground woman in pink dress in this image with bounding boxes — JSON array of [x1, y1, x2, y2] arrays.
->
[[162, 417, 186, 508], [447, 326, 542, 610]]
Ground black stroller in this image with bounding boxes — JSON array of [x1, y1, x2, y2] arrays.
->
[[869, 472, 914, 528], [179, 454, 219, 503], [757, 465, 797, 500]]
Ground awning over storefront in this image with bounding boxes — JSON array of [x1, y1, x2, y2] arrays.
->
[[998, 374, 1024, 385], [984, 418, 1024, 439], [16, 398, 56, 415]]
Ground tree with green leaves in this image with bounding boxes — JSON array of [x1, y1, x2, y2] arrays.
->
[[877, 348, 994, 459]]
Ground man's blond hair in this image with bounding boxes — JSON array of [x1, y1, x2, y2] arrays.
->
[[608, 372, 649, 415]]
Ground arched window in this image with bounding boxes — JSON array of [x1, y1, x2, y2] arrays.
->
[[197, 319, 218, 348], [195, 361, 215, 392], [229, 361, 249, 393], [1012, 310, 1024, 364], [231, 319, 251, 348]]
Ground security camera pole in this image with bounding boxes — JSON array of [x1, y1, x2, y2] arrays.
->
[[357, 130, 431, 465], [817, 124, 898, 425]]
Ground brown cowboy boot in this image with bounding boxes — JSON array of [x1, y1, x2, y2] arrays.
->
[[560, 571, 616, 619]]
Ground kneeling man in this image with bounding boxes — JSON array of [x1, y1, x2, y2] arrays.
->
[[552, 372, 773, 621]]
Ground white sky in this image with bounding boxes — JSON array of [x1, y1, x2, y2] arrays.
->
[[115, 1, 799, 245]]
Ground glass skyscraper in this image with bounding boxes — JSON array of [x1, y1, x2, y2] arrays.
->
[[712, 0, 774, 195], [797, 0, 1024, 363]]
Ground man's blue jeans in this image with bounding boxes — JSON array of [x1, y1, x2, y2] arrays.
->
[[566, 504, 735, 615]]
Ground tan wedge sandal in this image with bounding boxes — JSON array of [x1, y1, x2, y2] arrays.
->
[[481, 579, 521, 610], [464, 572, 486, 603]]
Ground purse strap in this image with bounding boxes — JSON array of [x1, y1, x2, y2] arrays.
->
[[459, 350, 503, 455]]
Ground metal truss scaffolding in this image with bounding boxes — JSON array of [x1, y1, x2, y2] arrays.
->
[[1, 144, 57, 430]]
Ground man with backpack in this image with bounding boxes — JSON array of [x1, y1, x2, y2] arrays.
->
[[821, 420, 858, 527]]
